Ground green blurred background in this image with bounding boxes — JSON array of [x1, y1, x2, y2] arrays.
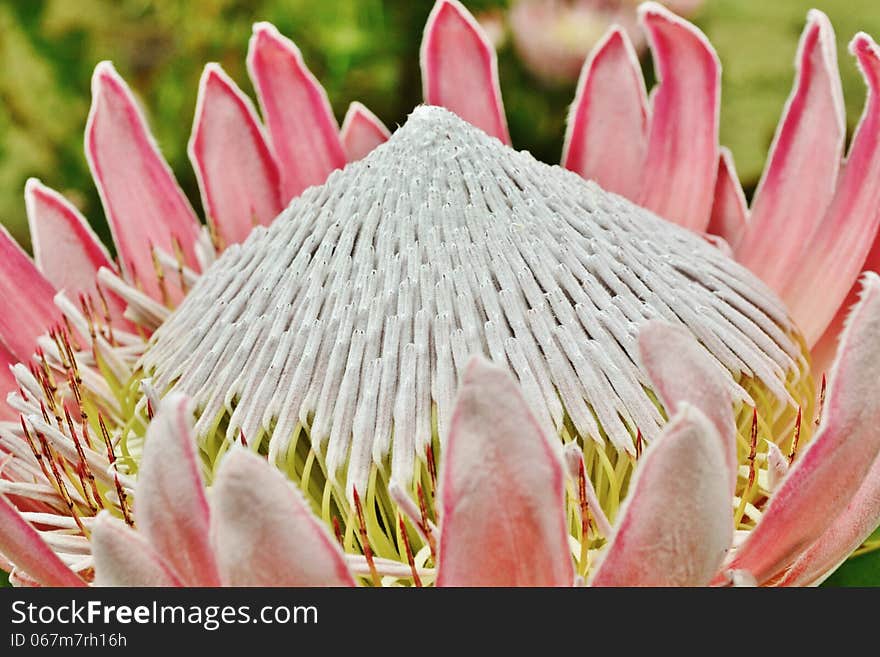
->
[[0, 0, 879, 586], [2, 0, 880, 249]]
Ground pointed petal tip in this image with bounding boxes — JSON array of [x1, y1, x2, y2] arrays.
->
[[251, 20, 278, 37], [850, 31, 879, 56], [636, 0, 720, 231], [340, 101, 391, 162], [212, 445, 355, 587], [24, 176, 114, 294], [591, 403, 731, 587], [461, 353, 496, 383], [562, 22, 648, 197], [637, 0, 720, 66], [189, 60, 282, 245], [90, 61, 127, 101], [638, 0, 716, 48], [805, 8, 832, 29], [247, 19, 344, 201], [248, 21, 302, 60], [92, 59, 118, 80], [24, 176, 42, 194], [86, 57, 201, 297], [421, 0, 509, 144], [804, 9, 842, 89], [201, 61, 224, 82]]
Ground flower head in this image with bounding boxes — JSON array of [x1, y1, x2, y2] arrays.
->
[[0, 0, 879, 587]]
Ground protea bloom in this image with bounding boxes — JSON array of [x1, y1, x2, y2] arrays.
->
[[0, 0, 879, 588]]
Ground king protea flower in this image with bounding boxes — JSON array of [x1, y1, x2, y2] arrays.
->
[[0, 0, 878, 588]]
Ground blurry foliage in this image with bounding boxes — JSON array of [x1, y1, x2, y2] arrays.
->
[[2, 0, 880, 249]]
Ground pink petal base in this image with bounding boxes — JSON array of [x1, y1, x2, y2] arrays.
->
[[591, 405, 731, 586], [436, 357, 572, 587], [723, 274, 880, 584]]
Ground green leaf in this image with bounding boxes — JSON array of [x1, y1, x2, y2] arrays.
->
[[822, 527, 880, 587], [822, 548, 880, 587]]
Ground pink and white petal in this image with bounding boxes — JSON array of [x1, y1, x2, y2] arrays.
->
[[779, 450, 880, 586], [135, 393, 219, 586], [340, 101, 391, 162], [436, 357, 572, 587], [24, 181, 131, 328], [638, 320, 738, 494], [636, 2, 720, 232], [0, 225, 59, 360], [724, 273, 880, 584], [91, 512, 183, 587], [1, 342, 19, 421], [591, 405, 731, 587], [421, 0, 510, 144], [86, 62, 202, 302], [189, 64, 283, 247], [247, 23, 346, 202], [561, 26, 648, 199], [0, 494, 85, 587], [734, 11, 845, 296], [782, 33, 880, 346], [812, 202, 880, 378], [25, 178, 113, 295], [211, 447, 355, 587], [706, 148, 749, 251]]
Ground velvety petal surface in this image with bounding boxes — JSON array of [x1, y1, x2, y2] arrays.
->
[[724, 273, 880, 583], [421, 0, 510, 144], [86, 62, 202, 302], [591, 406, 731, 586], [779, 451, 880, 586], [436, 357, 572, 587], [782, 33, 880, 346], [25, 178, 114, 295], [135, 394, 220, 586], [734, 11, 845, 296], [340, 102, 391, 162], [637, 2, 720, 232], [638, 320, 738, 494], [562, 27, 648, 198], [211, 448, 355, 587], [0, 225, 59, 360], [0, 494, 85, 587], [247, 23, 346, 202], [189, 64, 283, 247], [92, 513, 183, 587]]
